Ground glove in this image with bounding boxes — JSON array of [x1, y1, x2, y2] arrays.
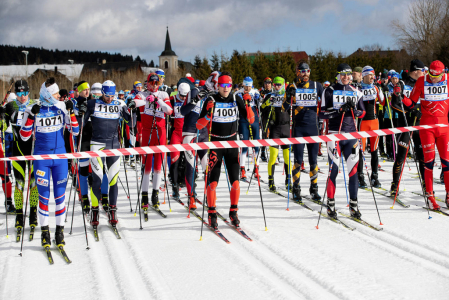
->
[[78, 102, 87, 115], [128, 100, 136, 110], [411, 107, 422, 119], [262, 95, 272, 107], [287, 86, 296, 98], [0, 106, 5, 116], [393, 85, 401, 96], [146, 94, 155, 103], [205, 99, 214, 113], [198, 89, 208, 99], [339, 102, 353, 113], [65, 100, 74, 112], [31, 104, 41, 116], [243, 94, 252, 106]]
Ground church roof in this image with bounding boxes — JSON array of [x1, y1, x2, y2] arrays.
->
[[160, 27, 177, 57]]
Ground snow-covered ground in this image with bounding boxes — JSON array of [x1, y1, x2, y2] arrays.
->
[[1, 145, 448, 300]]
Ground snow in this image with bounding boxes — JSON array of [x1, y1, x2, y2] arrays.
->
[[1, 146, 449, 300]]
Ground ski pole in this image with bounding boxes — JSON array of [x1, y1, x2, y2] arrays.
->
[[117, 121, 132, 211], [286, 88, 293, 211], [130, 109, 143, 229], [350, 110, 383, 225], [251, 145, 268, 230], [19, 122, 36, 256], [154, 122, 171, 212], [340, 154, 350, 206], [316, 112, 345, 229], [0, 117, 9, 238], [200, 100, 214, 241], [69, 115, 84, 234]]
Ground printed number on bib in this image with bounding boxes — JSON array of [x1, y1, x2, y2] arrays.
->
[[362, 87, 377, 101], [174, 102, 183, 118], [144, 105, 165, 118], [424, 80, 447, 101], [295, 89, 317, 107], [36, 115, 63, 133], [213, 102, 237, 123], [333, 90, 357, 109], [94, 102, 120, 119], [16, 110, 25, 126], [272, 95, 284, 107]]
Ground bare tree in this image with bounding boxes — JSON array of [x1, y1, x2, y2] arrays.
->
[[392, 0, 449, 64]]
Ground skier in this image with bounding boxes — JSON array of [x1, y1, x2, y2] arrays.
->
[[287, 62, 324, 202], [156, 69, 173, 95], [320, 64, 366, 218], [169, 82, 190, 199], [20, 77, 79, 248], [196, 72, 255, 229], [236, 77, 261, 180], [135, 73, 173, 211], [260, 76, 292, 192], [357, 66, 385, 188], [180, 71, 219, 210], [0, 80, 39, 231], [80, 80, 134, 226], [259, 78, 273, 162], [401, 60, 449, 209]]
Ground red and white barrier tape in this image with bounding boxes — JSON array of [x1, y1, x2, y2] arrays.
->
[[1, 124, 447, 161]]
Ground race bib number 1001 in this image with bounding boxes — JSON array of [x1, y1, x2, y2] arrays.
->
[[424, 80, 447, 101], [213, 102, 237, 123], [333, 90, 357, 109]]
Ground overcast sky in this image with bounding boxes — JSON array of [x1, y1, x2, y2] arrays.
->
[[0, 0, 411, 64]]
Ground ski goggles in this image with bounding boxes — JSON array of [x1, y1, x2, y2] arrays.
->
[[339, 71, 352, 76], [273, 83, 283, 87], [16, 91, 29, 97], [298, 69, 310, 74], [219, 83, 232, 88], [429, 71, 443, 78]]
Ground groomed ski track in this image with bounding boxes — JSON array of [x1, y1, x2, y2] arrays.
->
[[0, 147, 448, 300]]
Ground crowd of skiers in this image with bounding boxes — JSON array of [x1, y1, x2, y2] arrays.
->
[[1, 58, 449, 248]]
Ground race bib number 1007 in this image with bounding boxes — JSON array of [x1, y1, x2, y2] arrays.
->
[[424, 80, 447, 101]]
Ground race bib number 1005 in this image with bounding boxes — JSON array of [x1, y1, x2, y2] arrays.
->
[[295, 89, 317, 107]]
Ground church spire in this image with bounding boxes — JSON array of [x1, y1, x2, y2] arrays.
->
[[160, 26, 176, 56]]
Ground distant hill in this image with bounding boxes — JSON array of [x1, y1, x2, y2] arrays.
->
[[0, 44, 148, 66]]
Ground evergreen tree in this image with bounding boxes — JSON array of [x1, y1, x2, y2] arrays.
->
[[210, 52, 220, 71]]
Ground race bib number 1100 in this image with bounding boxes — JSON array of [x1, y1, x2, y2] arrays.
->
[[333, 90, 357, 109]]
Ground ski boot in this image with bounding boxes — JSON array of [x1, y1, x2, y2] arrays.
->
[[5, 198, 15, 214], [101, 194, 109, 212], [172, 184, 180, 199], [229, 205, 240, 227], [446, 193, 449, 209], [151, 189, 160, 208], [260, 147, 267, 162], [349, 198, 362, 219], [358, 173, 367, 188], [108, 205, 118, 225], [370, 172, 381, 188], [292, 185, 302, 203], [15, 211, 24, 229], [426, 192, 441, 210], [240, 167, 246, 180], [188, 195, 197, 210], [41, 225, 51, 247], [390, 182, 398, 197], [55, 225, 65, 246], [268, 175, 276, 192], [129, 155, 136, 168], [208, 208, 218, 230], [90, 206, 100, 226], [327, 198, 337, 219], [82, 195, 90, 214], [309, 183, 322, 201], [29, 207, 38, 227], [141, 192, 149, 210]]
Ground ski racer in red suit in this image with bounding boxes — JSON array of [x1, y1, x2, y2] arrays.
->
[[401, 60, 449, 210]]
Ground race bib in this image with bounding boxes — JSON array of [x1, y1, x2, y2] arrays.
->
[[213, 102, 237, 123], [144, 105, 165, 118], [174, 102, 183, 119], [424, 80, 447, 101], [94, 100, 121, 119], [16, 107, 26, 126], [333, 90, 357, 109], [403, 85, 412, 98], [295, 89, 317, 107], [36, 113, 64, 133], [271, 95, 284, 107], [362, 87, 377, 101]]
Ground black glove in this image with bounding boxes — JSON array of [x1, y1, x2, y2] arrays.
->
[[0, 106, 5, 116], [31, 104, 41, 116], [78, 102, 87, 115], [287, 86, 296, 98], [339, 102, 353, 113], [411, 107, 422, 119], [65, 100, 74, 112], [128, 100, 136, 110]]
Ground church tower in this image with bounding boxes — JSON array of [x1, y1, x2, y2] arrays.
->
[[159, 27, 178, 74]]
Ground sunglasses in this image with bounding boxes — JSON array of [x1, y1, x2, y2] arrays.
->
[[16, 91, 29, 97], [429, 72, 443, 78], [339, 72, 352, 76], [219, 83, 232, 88], [274, 83, 283, 87], [298, 69, 310, 74], [158, 75, 165, 78]]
